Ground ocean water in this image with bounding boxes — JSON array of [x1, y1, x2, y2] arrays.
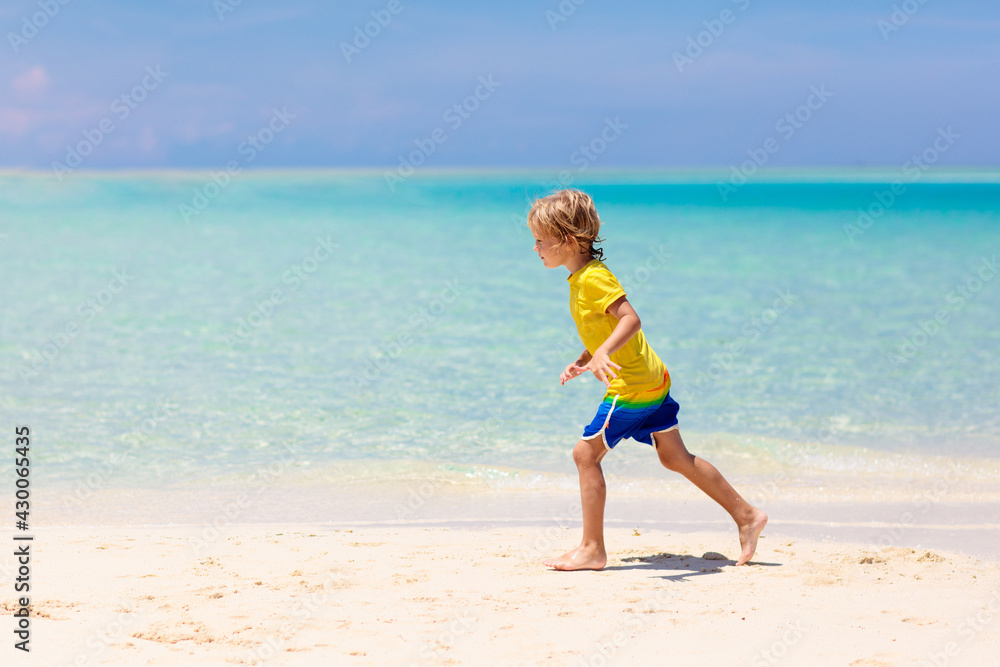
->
[[1, 169, 999, 507]]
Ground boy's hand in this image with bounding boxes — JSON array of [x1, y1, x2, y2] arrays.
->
[[560, 363, 587, 385], [584, 350, 621, 387]]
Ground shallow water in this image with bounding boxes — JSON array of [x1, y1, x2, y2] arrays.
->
[[2, 169, 998, 496]]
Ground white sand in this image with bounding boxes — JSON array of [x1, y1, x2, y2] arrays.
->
[[12, 524, 1000, 666]]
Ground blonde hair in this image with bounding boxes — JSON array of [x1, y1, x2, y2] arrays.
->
[[527, 189, 605, 261]]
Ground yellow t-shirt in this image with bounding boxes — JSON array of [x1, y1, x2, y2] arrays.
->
[[568, 259, 667, 395]]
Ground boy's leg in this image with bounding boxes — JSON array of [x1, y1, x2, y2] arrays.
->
[[652, 429, 768, 566], [542, 435, 609, 571]]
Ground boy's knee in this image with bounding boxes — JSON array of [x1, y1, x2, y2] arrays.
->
[[572, 439, 602, 466], [657, 450, 685, 471]]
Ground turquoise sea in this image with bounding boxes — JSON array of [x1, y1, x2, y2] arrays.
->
[[2, 169, 999, 519]]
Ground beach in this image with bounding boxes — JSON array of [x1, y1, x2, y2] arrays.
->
[[4, 0, 999, 660], [3, 171, 999, 665], [17, 461, 1000, 666], [15, 521, 1000, 666]]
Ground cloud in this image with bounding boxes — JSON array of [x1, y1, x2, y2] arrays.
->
[[0, 108, 32, 136], [11, 65, 50, 97]]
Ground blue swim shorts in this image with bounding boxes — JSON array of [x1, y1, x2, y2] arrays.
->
[[582, 375, 680, 450]]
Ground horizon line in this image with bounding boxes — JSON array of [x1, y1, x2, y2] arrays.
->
[[2, 165, 999, 184]]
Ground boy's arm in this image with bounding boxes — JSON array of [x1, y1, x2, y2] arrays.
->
[[584, 295, 641, 386]]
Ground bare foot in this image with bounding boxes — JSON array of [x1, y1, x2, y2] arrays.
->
[[735, 509, 768, 566], [541, 544, 607, 571]]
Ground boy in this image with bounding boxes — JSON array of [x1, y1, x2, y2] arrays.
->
[[528, 189, 767, 570]]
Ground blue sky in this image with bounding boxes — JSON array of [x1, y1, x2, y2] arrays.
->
[[1, 0, 998, 169]]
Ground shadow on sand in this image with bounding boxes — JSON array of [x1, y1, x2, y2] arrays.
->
[[603, 552, 783, 581]]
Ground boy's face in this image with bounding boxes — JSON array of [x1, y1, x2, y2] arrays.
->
[[533, 232, 577, 270]]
